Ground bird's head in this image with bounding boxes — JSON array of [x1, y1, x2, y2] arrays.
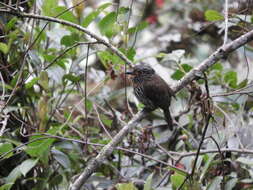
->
[[126, 65, 155, 79]]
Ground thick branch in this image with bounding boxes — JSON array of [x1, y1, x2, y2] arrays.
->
[[172, 29, 253, 92], [0, 9, 133, 66]]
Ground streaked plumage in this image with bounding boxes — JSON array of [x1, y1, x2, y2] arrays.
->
[[126, 65, 174, 129]]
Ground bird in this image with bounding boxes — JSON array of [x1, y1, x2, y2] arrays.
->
[[126, 64, 174, 130]]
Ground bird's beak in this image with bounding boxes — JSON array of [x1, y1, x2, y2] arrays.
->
[[125, 71, 134, 75]]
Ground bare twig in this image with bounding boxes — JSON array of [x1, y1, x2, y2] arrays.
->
[[93, 104, 113, 139]]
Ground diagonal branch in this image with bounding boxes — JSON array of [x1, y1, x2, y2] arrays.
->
[[0, 9, 133, 66]]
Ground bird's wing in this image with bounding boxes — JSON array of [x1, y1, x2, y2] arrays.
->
[[143, 76, 172, 108]]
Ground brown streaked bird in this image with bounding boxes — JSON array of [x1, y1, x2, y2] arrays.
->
[[126, 65, 174, 130]]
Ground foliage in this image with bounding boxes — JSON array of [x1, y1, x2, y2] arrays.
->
[[0, 0, 253, 190]]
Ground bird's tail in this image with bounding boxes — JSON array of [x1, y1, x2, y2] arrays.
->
[[163, 109, 173, 130]]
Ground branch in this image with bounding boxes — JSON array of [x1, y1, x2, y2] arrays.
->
[[172, 28, 253, 93], [0, 9, 133, 66]]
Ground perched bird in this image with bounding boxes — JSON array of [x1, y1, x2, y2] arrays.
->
[[126, 65, 174, 130]]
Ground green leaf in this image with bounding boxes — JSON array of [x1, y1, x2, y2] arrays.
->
[[84, 99, 93, 112], [126, 48, 136, 61], [82, 11, 100, 27], [116, 183, 138, 190], [200, 153, 217, 181], [5, 159, 38, 185], [98, 12, 118, 37], [171, 70, 185, 80], [63, 74, 81, 83], [210, 63, 223, 71], [52, 149, 71, 169], [205, 10, 224, 21], [144, 173, 153, 190], [101, 114, 112, 127], [25, 77, 39, 89], [60, 34, 80, 47], [0, 42, 9, 54], [0, 143, 13, 159], [128, 21, 148, 34], [5, 166, 22, 184], [6, 17, 18, 31], [25, 136, 55, 160], [171, 172, 186, 189], [82, 3, 112, 27], [19, 159, 38, 176], [97, 50, 124, 67], [54, 6, 78, 23], [237, 79, 248, 89], [38, 71, 49, 91], [182, 64, 193, 72], [118, 7, 129, 14], [224, 71, 237, 88], [42, 0, 58, 16], [0, 183, 13, 190]]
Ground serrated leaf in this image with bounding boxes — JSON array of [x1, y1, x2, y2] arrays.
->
[[205, 10, 224, 21]]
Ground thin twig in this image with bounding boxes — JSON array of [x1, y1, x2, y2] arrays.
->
[[93, 104, 113, 139]]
